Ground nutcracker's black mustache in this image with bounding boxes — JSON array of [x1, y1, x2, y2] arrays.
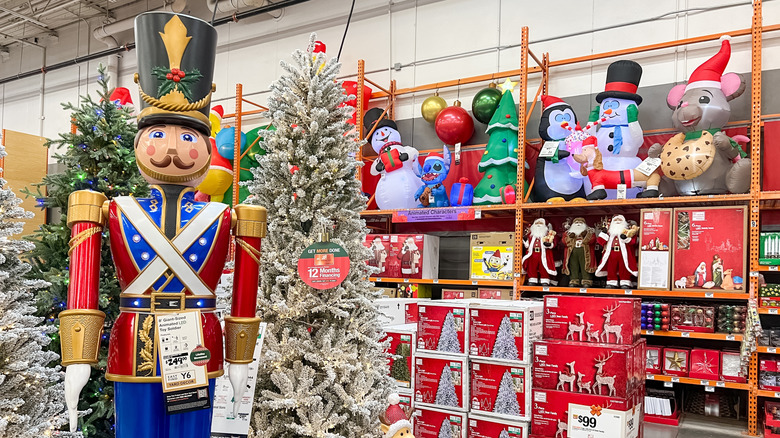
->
[[149, 154, 195, 169]]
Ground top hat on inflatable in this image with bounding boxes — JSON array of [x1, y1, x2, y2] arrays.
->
[[363, 107, 398, 139], [596, 60, 643, 105], [134, 12, 217, 136]]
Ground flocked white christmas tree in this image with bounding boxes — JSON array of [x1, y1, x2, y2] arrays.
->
[[436, 312, 461, 353], [437, 419, 453, 438], [435, 365, 458, 407], [247, 34, 394, 437], [493, 371, 520, 416], [0, 143, 71, 437], [491, 316, 519, 361], [498, 430, 510, 438]]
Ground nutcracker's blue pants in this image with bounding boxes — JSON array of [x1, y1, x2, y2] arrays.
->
[[114, 379, 216, 438]]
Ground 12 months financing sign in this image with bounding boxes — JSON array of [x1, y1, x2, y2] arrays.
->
[[297, 241, 350, 290]]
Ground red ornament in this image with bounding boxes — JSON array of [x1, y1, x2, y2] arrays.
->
[[173, 76, 181, 83], [434, 100, 474, 145], [166, 73, 173, 80], [178, 71, 186, 78], [290, 165, 299, 174], [171, 68, 180, 75]]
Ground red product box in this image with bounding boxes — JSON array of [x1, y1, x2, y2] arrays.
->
[[765, 401, 780, 438], [662, 348, 689, 377], [467, 413, 529, 438], [543, 295, 641, 345], [413, 405, 467, 438], [688, 349, 721, 381], [478, 287, 513, 300], [646, 346, 662, 374], [468, 301, 542, 363], [721, 350, 746, 383], [469, 358, 532, 420], [414, 352, 469, 411], [761, 358, 780, 390], [532, 340, 641, 398], [365, 234, 440, 279], [669, 304, 715, 333], [398, 390, 413, 411], [376, 298, 430, 325], [383, 323, 416, 389], [418, 301, 469, 355], [443, 289, 470, 300], [530, 388, 639, 438]]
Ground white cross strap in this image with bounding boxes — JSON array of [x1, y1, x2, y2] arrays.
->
[[115, 197, 227, 296]]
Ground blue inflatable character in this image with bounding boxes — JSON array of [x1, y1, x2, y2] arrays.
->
[[414, 146, 451, 207]]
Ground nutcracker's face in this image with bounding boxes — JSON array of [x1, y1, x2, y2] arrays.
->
[[135, 124, 212, 186]]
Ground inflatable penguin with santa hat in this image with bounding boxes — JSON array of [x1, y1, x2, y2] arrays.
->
[[533, 95, 587, 202]]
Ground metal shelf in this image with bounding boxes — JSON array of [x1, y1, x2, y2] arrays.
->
[[521, 194, 751, 215], [641, 330, 742, 341], [369, 277, 512, 287], [757, 346, 780, 354], [521, 285, 749, 300], [646, 374, 749, 390], [757, 389, 780, 398], [361, 204, 515, 218], [759, 307, 780, 315]]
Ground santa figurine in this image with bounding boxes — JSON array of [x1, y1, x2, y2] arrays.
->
[[398, 236, 420, 278], [369, 236, 388, 273], [595, 215, 639, 288], [379, 394, 414, 438], [563, 217, 596, 287], [522, 218, 557, 285]]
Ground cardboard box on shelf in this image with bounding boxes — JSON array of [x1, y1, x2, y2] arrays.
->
[[478, 287, 514, 300], [543, 295, 641, 345], [662, 348, 690, 377], [531, 388, 641, 438], [413, 405, 468, 438], [469, 358, 532, 420], [375, 298, 430, 325], [443, 289, 471, 300], [721, 350, 746, 383], [367, 234, 440, 280], [470, 232, 514, 282], [466, 413, 529, 438], [688, 349, 721, 381], [532, 340, 644, 398], [383, 324, 416, 389], [414, 352, 469, 412], [418, 300, 470, 355], [468, 301, 542, 363], [638, 208, 673, 290], [372, 286, 397, 298], [398, 283, 433, 298]]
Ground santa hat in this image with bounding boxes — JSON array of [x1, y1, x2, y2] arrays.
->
[[424, 152, 443, 164], [491, 249, 502, 258], [108, 87, 133, 106], [685, 35, 732, 92], [211, 105, 224, 121], [382, 394, 412, 438], [313, 40, 326, 54], [541, 95, 566, 110]]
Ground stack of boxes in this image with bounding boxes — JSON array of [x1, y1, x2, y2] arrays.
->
[[404, 299, 541, 438], [531, 295, 645, 438]]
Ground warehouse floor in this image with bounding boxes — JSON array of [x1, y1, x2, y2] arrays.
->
[[644, 414, 749, 437]]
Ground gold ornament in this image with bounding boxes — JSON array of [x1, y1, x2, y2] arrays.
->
[[666, 351, 685, 370], [499, 77, 517, 93], [421, 93, 447, 124]]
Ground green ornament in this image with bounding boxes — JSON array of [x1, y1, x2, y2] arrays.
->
[[472, 84, 503, 124]]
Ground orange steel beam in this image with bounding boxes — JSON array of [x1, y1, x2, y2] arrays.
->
[[364, 77, 393, 96], [241, 98, 268, 111], [514, 26, 529, 291], [389, 79, 396, 120], [222, 108, 268, 119], [527, 48, 544, 70], [525, 80, 545, 126], [542, 53, 549, 96]]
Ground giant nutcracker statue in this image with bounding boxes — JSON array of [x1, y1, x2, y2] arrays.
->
[[59, 12, 266, 437]]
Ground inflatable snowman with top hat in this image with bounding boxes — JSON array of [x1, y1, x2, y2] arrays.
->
[[588, 60, 645, 198], [366, 110, 424, 209], [533, 95, 587, 202]]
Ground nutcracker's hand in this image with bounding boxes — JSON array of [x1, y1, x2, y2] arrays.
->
[[229, 363, 249, 418], [65, 363, 90, 432]]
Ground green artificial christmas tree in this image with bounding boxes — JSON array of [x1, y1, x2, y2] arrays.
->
[[23, 65, 149, 437], [472, 86, 525, 205], [390, 343, 411, 384]]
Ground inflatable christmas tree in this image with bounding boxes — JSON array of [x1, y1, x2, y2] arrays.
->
[[473, 85, 522, 205]]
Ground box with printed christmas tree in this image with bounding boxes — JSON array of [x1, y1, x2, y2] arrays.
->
[[543, 295, 641, 345], [413, 405, 468, 438], [383, 323, 416, 389], [414, 352, 469, 411], [469, 358, 532, 421], [466, 413, 529, 438], [418, 300, 469, 356], [530, 388, 642, 438], [468, 301, 542, 363]]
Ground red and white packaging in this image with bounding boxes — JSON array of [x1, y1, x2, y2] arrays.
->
[[383, 324, 416, 389], [532, 340, 643, 398], [543, 295, 641, 345], [646, 346, 662, 374], [375, 298, 429, 325], [530, 388, 641, 438], [721, 350, 746, 383], [477, 287, 514, 300], [414, 352, 469, 411], [469, 358, 532, 420], [398, 390, 413, 411], [469, 301, 542, 363], [688, 349, 721, 381], [418, 300, 469, 355], [413, 405, 468, 438], [365, 234, 440, 279], [662, 348, 689, 377], [443, 289, 470, 300], [467, 413, 529, 438]]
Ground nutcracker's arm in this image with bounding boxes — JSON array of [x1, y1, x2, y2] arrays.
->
[[226, 204, 267, 364], [59, 190, 108, 366]]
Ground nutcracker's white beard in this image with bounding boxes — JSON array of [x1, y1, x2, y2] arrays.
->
[[569, 222, 587, 236], [609, 219, 626, 236], [530, 224, 548, 239]]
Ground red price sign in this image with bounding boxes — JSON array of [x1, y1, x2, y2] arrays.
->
[[297, 242, 350, 290]]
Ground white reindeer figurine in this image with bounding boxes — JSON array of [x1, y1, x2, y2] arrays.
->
[[601, 304, 623, 343], [566, 312, 586, 341], [594, 353, 617, 397], [586, 322, 600, 342], [556, 417, 567, 438], [576, 372, 592, 394], [556, 360, 576, 392]]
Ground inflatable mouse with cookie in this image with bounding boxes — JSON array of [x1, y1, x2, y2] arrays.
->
[[647, 35, 751, 196]]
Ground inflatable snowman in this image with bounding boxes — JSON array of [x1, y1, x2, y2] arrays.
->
[[588, 60, 645, 198], [366, 113, 424, 209]]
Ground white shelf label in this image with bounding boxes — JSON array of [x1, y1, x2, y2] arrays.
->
[[403, 278, 409, 283], [624, 290, 633, 295], [646, 330, 655, 336], [700, 380, 710, 386], [705, 292, 714, 298], [543, 286, 550, 292], [770, 348, 777, 353], [775, 392, 780, 398], [726, 334, 736, 341], [664, 382, 673, 388], [716, 382, 726, 387], [579, 288, 587, 293], [671, 377, 680, 383], [474, 210, 482, 219], [376, 278, 383, 282], [646, 375, 655, 380], [472, 281, 478, 285], [705, 386, 715, 392], [433, 279, 439, 284], [771, 308, 779, 315], [772, 266, 779, 271], [681, 332, 690, 338]]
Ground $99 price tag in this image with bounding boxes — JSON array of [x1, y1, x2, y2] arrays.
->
[[568, 403, 640, 438]]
